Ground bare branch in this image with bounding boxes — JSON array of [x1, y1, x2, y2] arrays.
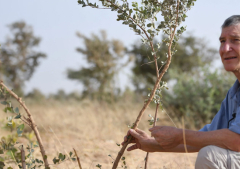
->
[[73, 148, 83, 169]]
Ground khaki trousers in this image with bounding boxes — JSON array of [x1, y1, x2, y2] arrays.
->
[[195, 145, 240, 169]]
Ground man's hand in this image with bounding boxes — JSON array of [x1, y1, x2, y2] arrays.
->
[[149, 126, 182, 149], [121, 128, 162, 152]]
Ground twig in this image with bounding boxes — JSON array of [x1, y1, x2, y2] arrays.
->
[[140, 58, 157, 66], [0, 81, 50, 169], [181, 117, 194, 168], [21, 145, 26, 169], [144, 103, 159, 169], [73, 148, 82, 169], [144, 153, 149, 169], [20, 116, 31, 127]]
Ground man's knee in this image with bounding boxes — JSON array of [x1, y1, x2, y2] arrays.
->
[[195, 146, 215, 168], [195, 146, 227, 169]]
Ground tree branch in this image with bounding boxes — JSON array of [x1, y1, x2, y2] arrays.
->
[[0, 81, 50, 169]]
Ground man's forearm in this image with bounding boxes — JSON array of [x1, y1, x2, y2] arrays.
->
[[159, 144, 200, 153], [182, 129, 240, 152]]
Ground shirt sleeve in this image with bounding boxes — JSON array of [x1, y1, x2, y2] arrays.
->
[[199, 124, 210, 131]]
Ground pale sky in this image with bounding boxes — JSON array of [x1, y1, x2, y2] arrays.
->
[[0, 0, 240, 95]]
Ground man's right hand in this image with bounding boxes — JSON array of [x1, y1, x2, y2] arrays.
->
[[121, 128, 162, 152]]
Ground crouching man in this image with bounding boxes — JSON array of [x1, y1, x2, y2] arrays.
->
[[122, 15, 240, 169]]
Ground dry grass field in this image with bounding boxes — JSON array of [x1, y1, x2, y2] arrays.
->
[[0, 99, 198, 169]]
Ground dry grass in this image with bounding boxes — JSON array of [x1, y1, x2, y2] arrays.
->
[[0, 99, 198, 169]]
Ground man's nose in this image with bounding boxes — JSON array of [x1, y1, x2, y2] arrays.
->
[[221, 42, 232, 52]]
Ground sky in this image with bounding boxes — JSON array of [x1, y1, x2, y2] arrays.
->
[[0, 0, 240, 95]]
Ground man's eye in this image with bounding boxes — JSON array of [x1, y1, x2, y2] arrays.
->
[[235, 39, 240, 41], [220, 40, 225, 43]]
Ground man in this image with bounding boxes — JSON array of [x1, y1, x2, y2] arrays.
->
[[122, 15, 240, 169]]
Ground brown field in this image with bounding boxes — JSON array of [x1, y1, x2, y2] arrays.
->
[[0, 99, 198, 169]]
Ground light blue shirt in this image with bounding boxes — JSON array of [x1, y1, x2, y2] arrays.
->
[[200, 79, 240, 134]]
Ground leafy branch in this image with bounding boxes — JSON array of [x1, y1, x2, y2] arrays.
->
[[0, 81, 50, 169]]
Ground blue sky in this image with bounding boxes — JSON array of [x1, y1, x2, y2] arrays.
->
[[1, 0, 240, 95]]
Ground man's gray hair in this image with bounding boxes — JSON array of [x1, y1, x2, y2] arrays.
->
[[222, 15, 240, 28]]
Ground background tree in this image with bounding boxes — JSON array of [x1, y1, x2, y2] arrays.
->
[[164, 68, 236, 129], [0, 21, 46, 95], [131, 34, 218, 94], [25, 88, 46, 102], [67, 30, 132, 101]]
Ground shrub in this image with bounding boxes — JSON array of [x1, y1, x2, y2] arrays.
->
[[164, 67, 236, 129]]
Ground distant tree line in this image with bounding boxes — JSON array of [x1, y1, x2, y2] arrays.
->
[[0, 21, 236, 128]]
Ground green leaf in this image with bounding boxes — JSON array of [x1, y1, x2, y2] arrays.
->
[[18, 124, 24, 130], [96, 164, 102, 168], [44, 155, 47, 159], [147, 29, 152, 33], [71, 157, 76, 161], [69, 151, 73, 157], [36, 158, 43, 164], [58, 153, 66, 161], [1, 101, 8, 105], [147, 23, 152, 27], [4, 107, 7, 113], [14, 114, 21, 119], [53, 157, 60, 164], [9, 107, 14, 113], [129, 9, 133, 16], [5, 107, 13, 113], [14, 107, 19, 114]]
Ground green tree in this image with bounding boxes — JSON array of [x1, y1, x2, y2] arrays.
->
[[131, 34, 218, 94], [0, 21, 46, 95], [67, 30, 131, 101], [164, 68, 236, 129]]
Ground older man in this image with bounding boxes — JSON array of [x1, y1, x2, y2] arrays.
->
[[122, 15, 240, 169]]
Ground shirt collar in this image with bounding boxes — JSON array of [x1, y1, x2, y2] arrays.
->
[[230, 79, 240, 99]]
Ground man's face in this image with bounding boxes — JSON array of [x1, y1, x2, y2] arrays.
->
[[219, 24, 240, 72]]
